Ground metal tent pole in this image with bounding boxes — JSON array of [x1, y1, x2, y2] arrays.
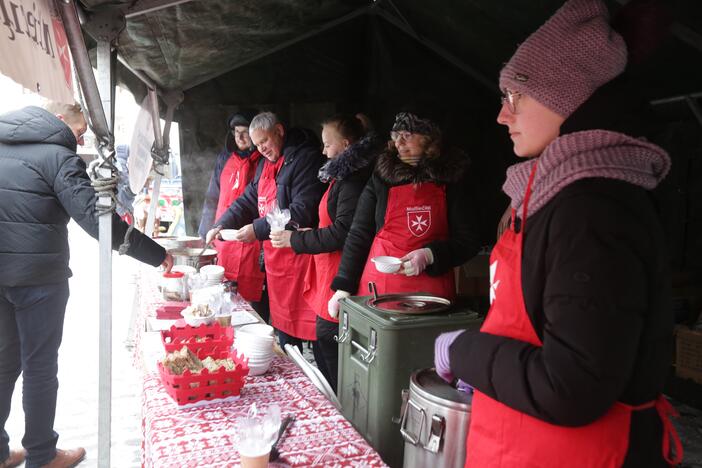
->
[[95, 38, 115, 468], [144, 89, 165, 238], [57, 2, 121, 466]]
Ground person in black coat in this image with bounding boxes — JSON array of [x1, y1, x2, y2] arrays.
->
[[434, 1, 679, 466], [197, 109, 258, 238], [208, 112, 326, 360], [328, 110, 481, 315], [0, 103, 170, 468], [270, 114, 381, 391]]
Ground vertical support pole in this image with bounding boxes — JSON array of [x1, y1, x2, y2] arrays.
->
[[96, 39, 114, 468], [145, 88, 165, 238]]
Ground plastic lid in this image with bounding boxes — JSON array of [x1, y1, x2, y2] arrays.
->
[[163, 271, 185, 278]]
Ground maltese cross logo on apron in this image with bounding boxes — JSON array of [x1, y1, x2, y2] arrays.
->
[[407, 207, 431, 237]]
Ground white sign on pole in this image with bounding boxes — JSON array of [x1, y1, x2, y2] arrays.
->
[[128, 97, 155, 194], [0, 0, 74, 104]]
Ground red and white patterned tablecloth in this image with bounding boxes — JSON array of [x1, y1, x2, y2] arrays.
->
[[134, 269, 387, 467]]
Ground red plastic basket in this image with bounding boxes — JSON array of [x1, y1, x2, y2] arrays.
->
[[161, 322, 234, 354], [158, 348, 249, 405]]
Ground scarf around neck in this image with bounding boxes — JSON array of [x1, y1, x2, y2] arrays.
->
[[503, 130, 670, 220]]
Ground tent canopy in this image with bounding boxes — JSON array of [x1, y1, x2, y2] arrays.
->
[[76, 0, 702, 264]]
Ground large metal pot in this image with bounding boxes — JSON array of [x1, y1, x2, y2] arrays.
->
[[167, 248, 217, 270], [154, 236, 204, 251], [401, 368, 472, 468]]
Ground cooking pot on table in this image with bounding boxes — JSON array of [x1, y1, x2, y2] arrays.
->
[[401, 368, 472, 468], [154, 236, 204, 251], [167, 248, 217, 270]]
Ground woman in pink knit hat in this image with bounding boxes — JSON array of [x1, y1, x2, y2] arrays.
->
[[434, 0, 682, 466]]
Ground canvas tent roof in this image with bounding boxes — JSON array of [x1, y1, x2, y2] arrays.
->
[[76, 0, 702, 98], [75, 0, 702, 255]]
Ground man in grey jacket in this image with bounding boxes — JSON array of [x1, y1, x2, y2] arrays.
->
[[0, 102, 172, 468]]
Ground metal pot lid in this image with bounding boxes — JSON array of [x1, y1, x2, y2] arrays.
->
[[367, 294, 451, 314], [365, 281, 452, 315], [411, 368, 472, 408]]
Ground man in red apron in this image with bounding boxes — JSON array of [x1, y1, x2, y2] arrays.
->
[[210, 112, 325, 352], [434, 1, 682, 466], [199, 111, 267, 318]]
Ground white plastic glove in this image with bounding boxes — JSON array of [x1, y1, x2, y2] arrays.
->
[[400, 248, 434, 276], [327, 290, 351, 319], [205, 226, 222, 245]]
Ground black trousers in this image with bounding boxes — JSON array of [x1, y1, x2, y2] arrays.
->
[[249, 282, 270, 324], [0, 281, 70, 467], [315, 315, 339, 393]]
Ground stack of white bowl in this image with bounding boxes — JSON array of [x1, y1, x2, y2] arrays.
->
[[199, 264, 225, 286], [234, 324, 275, 376]]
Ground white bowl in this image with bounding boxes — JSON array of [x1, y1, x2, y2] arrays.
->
[[220, 229, 238, 241], [235, 339, 274, 354], [180, 310, 215, 326], [247, 361, 273, 376], [241, 349, 274, 359], [371, 256, 402, 273], [246, 356, 274, 365], [240, 324, 275, 337], [200, 264, 225, 278], [235, 337, 273, 348]]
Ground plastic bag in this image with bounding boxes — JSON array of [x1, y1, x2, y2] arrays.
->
[[265, 200, 291, 232], [236, 403, 281, 457]]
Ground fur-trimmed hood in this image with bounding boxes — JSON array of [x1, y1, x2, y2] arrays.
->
[[318, 132, 382, 182], [375, 145, 470, 185]]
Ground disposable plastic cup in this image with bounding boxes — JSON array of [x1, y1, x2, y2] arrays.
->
[[216, 315, 232, 326], [239, 450, 270, 468]]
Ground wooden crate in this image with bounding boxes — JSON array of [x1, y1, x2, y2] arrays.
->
[[675, 326, 702, 385]]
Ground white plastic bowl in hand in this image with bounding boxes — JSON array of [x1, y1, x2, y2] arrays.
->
[[220, 229, 238, 241], [371, 256, 402, 274], [180, 308, 215, 326]]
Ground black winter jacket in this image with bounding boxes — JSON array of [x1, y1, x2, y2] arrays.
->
[[0, 107, 166, 287], [331, 147, 481, 293], [197, 121, 257, 238], [290, 133, 379, 255], [216, 127, 325, 239], [450, 178, 672, 467]]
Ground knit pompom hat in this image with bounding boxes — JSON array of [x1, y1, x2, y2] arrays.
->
[[499, 0, 628, 118]]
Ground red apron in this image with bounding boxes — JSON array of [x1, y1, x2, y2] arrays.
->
[[303, 181, 341, 323], [214, 151, 265, 302], [357, 183, 454, 298], [259, 157, 316, 340], [465, 164, 682, 467]]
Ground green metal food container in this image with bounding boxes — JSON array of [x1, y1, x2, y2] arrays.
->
[[336, 295, 483, 467]]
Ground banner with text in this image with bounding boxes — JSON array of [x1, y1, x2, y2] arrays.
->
[[0, 0, 73, 103]]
